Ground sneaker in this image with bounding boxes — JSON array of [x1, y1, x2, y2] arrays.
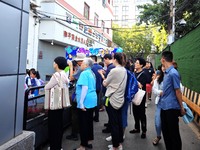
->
[[106, 136, 112, 142], [108, 145, 123, 150], [108, 144, 113, 149], [145, 102, 148, 108]]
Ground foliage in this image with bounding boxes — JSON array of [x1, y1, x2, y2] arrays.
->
[[112, 24, 168, 57], [138, 0, 200, 36]]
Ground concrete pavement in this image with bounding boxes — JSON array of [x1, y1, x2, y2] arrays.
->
[[42, 101, 200, 150]]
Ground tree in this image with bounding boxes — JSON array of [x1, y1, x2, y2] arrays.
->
[[138, 0, 200, 37], [112, 24, 167, 58]]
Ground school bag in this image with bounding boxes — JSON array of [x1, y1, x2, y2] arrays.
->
[[124, 69, 138, 103]]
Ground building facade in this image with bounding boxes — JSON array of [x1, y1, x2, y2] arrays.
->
[[28, 0, 114, 80], [113, 0, 152, 27]]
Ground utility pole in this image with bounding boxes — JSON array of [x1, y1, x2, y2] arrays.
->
[[168, 0, 175, 45]]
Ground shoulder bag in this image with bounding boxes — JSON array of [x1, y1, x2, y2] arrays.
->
[[132, 71, 146, 106], [45, 73, 71, 110]]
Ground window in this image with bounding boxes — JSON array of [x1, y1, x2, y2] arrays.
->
[[101, 20, 105, 32], [107, 28, 109, 34], [114, 15, 118, 21], [122, 6, 129, 14], [122, 15, 128, 21], [66, 12, 72, 24], [114, 6, 119, 14], [84, 2, 90, 20], [102, 0, 106, 7], [94, 13, 99, 26]]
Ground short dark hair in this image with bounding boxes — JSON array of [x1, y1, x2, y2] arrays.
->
[[90, 55, 97, 62], [162, 51, 173, 62], [136, 57, 146, 67], [103, 54, 112, 60], [54, 56, 67, 70]]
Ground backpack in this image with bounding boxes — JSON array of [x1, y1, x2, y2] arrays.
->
[[125, 70, 138, 103]]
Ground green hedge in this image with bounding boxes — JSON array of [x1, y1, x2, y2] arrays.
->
[[156, 25, 200, 93]]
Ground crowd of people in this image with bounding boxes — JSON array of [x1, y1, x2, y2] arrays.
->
[[26, 51, 185, 150]]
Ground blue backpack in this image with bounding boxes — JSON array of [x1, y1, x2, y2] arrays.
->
[[125, 70, 138, 103]]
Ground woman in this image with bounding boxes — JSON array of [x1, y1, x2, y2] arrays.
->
[[130, 58, 147, 139], [74, 58, 97, 150], [44, 56, 69, 150], [152, 65, 164, 145], [102, 53, 127, 150]]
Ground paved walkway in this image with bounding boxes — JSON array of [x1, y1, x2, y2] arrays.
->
[[42, 100, 200, 150]]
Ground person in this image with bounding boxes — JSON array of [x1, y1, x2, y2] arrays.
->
[[66, 53, 86, 141], [29, 68, 39, 96], [36, 70, 45, 86], [44, 56, 69, 150], [98, 54, 115, 133], [102, 53, 127, 150], [152, 65, 164, 145], [25, 69, 31, 90], [143, 61, 155, 104], [90, 55, 103, 122], [160, 51, 186, 150], [74, 58, 97, 150], [130, 58, 147, 139]]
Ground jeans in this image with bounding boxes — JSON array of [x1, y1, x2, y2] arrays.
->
[[155, 105, 161, 137]]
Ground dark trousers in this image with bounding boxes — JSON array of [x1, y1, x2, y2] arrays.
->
[[48, 109, 63, 150], [78, 108, 94, 147], [161, 109, 182, 150], [107, 102, 123, 148], [71, 102, 79, 135], [132, 95, 147, 132], [94, 91, 100, 120]]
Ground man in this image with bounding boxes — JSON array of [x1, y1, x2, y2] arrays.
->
[[143, 61, 154, 102], [90, 55, 103, 122], [98, 54, 115, 133], [159, 51, 186, 150], [66, 53, 86, 141]]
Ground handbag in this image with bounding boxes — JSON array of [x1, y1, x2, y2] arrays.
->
[[132, 71, 146, 106], [45, 73, 71, 110], [132, 88, 146, 106]]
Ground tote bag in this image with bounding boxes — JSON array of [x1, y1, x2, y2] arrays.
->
[[45, 74, 70, 110], [132, 88, 146, 106]]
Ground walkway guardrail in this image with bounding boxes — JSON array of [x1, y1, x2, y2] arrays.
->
[[23, 86, 72, 148]]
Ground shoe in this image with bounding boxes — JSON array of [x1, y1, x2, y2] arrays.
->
[[141, 132, 146, 139], [129, 129, 140, 134], [106, 136, 112, 142], [93, 117, 99, 122], [104, 123, 109, 127], [102, 128, 111, 133], [145, 102, 148, 108], [153, 136, 161, 145], [108, 144, 123, 150], [66, 134, 78, 141], [86, 144, 93, 149], [48, 147, 63, 150]]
